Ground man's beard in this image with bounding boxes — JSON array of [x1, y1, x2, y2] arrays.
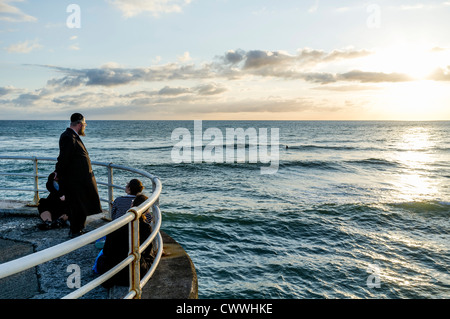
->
[[78, 126, 86, 136]]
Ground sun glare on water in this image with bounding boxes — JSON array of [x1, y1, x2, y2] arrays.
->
[[392, 127, 440, 202]]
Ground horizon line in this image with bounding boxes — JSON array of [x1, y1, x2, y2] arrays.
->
[[1, 119, 450, 122]]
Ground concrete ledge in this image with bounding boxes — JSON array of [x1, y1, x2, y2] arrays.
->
[[0, 239, 38, 299], [142, 232, 198, 299], [0, 200, 198, 299]]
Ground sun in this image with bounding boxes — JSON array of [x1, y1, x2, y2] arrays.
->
[[386, 45, 436, 79], [364, 43, 450, 80], [359, 42, 450, 119]]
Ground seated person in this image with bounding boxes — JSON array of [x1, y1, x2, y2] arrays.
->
[[111, 179, 144, 220], [96, 194, 153, 288], [37, 172, 68, 230]]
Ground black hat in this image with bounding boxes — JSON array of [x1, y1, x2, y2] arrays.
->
[[70, 113, 84, 123]]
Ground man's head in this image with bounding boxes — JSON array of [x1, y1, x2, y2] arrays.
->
[[70, 113, 86, 136]]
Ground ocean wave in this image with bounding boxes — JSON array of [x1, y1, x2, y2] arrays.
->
[[148, 157, 402, 171], [96, 142, 284, 153], [283, 143, 450, 153], [387, 200, 450, 215], [93, 142, 450, 155], [284, 144, 361, 151], [310, 200, 450, 215], [96, 145, 174, 152], [143, 157, 403, 173], [391, 146, 450, 152], [345, 158, 402, 168], [279, 160, 343, 171], [144, 159, 345, 173]]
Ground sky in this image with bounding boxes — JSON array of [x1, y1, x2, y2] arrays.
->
[[1, 0, 450, 120]]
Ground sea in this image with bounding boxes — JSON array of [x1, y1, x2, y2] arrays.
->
[[0, 120, 449, 299]]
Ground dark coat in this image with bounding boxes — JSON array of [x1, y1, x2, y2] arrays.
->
[[38, 172, 68, 220], [97, 219, 153, 287], [55, 128, 102, 230]]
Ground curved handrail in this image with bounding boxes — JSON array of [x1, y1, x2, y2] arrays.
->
[[0, 155, 163, 299]]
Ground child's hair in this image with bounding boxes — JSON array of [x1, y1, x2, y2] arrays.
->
[[132, 194, 148, 207], [128, 179, 144, 195], [132, 194, 149, 222]]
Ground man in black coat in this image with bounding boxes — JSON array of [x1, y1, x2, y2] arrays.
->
[[55, 113, 102, 238]]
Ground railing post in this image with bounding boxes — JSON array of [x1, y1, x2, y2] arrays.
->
[[129, 213, 141, 299], [28, 157, 39, 207], [151, 179, 160, 254], [107, 163, 114, 220]]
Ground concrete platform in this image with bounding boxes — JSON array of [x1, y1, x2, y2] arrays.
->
[[0, 201, 198, 299]]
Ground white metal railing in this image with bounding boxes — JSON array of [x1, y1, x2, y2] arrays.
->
[[0, 155, 163, 299]]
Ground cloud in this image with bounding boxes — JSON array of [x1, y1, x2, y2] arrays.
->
[[0, 0, 37, 22], [313, 84, 382, 91], [128, 83, 227, 98], [430, 46, 447, 52], [177, 51, 192, 62], [27, 47, 420, 99], [0, 86, 44, 107], [174, 96, 344, 115], [0, 86, 16, 96], [38, 63, 216, 89], [6, 39, 42, 53], [222, 48, 372, 68], [299, 72, 337, 84], [223, 50, 246, 64], [428, 66, 450, 81], [30, 47, 425, 97], [207, 98, 316, 114], [278, 66, 404, 85], [157, 86, 190, 96], [12, 92, 41, 106], [3, 79, 227, 111], [7, 46, 447, 119], [219, 48, 373, 80], [68, 35, 80, 51], [242, 50, 294, 69], [69, 44, 80, 51], [108, 0, 192, 18], [338, 70, 413, 83], [195, 83, 227, 96]]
